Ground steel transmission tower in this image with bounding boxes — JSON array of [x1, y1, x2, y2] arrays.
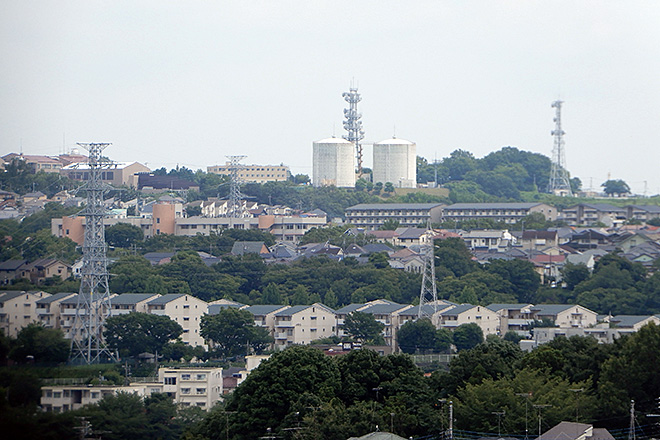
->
[[548, 100, 573, 196], [418, 223, 438, 319], [342, 86, 365, 175], [225, 155, 249, 218], [69, 143, 117, 364]]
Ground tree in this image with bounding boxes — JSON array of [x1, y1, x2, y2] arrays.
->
[[453, 323, 484, 351], [384, 182, 395, 193], [398, 319, 451, 354], [105, 223, 144, 248], [601, 179, 630, 196], [561, 262, 591, 290], [104, 312, 183, 358], [9, 323, 69, 364], [380, 219, 400, 230], [200, 308, 272, 358], [343, 311, 385, 344], [485, 258, 540, 303]]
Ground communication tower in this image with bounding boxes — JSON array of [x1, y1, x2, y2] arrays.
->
[[225, 155, 249, 218], [69, 143, 117, 364], [418, 223, 438, 319], [548, 100, 573, 196], [342, 86, 365, 175]]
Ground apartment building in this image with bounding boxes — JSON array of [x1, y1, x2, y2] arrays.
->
[[146, 294, 208, 347], [60, 161, 150, 187], [109, 293, 160, 315], [273, 303, 336, 349], [207, 162, 290, 183], [0, 290, 51, 337], [345, 203, 445, 230], [486, 303, 536, 336], [35, 292, 76, 329], [442, 203, 558, 224], [559, 203, 626, 227], [437, 304, 499, 336], [530, 304, 598, 328]]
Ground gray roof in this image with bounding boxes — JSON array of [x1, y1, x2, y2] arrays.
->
[[531, 304, 574, 315], [208, 303, 244, 314], [245, 305, 289, 316], [112, 293, 160, 305], [396, 228, 428, 239], [611, 315, 658, 328], [348, 432, 408, 440], [628, 204, 660, 213], [335, 303, 365, 314], [275, 303, 335, 316], [346, 203, 444, 211], [566, 203, 625, 212], [36, 292, 76, 304], [362, 243, 394, 254], [360, 303, 409, 315], [231, 241, 268, 256], [445, 202, 546, 210], [147, 294, 185, 305], [0, 259, 27, 270], [440, 304, 477, 316], [0, 290, 29, 302], [538, 422, 594, 440], [486, 303, 533, 312]]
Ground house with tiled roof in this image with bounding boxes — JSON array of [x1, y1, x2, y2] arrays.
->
[[0, 259, 28, 284], [231, 241, 271, 257], [23, 258, 71, 283], [273, 303, 336, 349]]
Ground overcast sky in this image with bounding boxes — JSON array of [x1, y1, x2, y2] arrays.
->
[[2, 1, 659, 195]]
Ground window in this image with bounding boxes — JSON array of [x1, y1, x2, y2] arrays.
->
[[53, 392, 62, 398], [91, 392, 99, 399], [181, 388, 191, 395], [164, 377, 177, 385], [196, 388, 206, 394], [181, 374, 191, 380], [196, 374, 206, 380]]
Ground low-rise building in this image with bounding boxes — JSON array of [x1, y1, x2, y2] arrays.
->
[[560, 203, 626, 227], [273, 303, 336, 349], [207, 162, 290, 183], [36, 292, 76, 329], [60, 161, 150, 187], [0, 290, 51, 337], [442, 203, 558, 224], [461, 229, 514, 251], [437, 304, 499, 336], [530, 304, 597, 328], [147, 294, 208, 347], [110, 294, 161, 315], [345, 203, 445, 231]]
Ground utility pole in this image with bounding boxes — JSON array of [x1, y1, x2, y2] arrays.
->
[[533, 404, 552, 437], [492, 411, 505, 438], [439, 399, 453, 440], [629, 400, 636, 440], [516, 392, 532, 440], [569, 388, 584, 422]]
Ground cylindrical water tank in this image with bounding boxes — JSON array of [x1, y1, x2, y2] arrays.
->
[[312, 137, 356, 188], [372, 137, 416, 188]]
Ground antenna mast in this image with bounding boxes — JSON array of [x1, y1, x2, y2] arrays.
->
[[342, 86, 365, 175], [69, 143, 117, 364], [548, 100, 573, 196], [225, 155, 248, 218], [418, 222, 438, 319]]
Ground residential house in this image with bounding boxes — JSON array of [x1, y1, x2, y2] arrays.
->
[[442, 203, 558, 224], [518, 230, 559, 253], [437, 304, 499, 336], [529, 254, 566, 284], [147, 294, 208, 347], [345, 203, 445, 230], [0, 259, 28, 284], [273, 303, 336, 349], [565, 229, 612, 252], [538, 422, 614, 440], [0, 290, 51, 337], [393, 227, 435, 248], [231, 241, 271, 257], [35, 292, 76, 329], [23, 258, 71, 283]]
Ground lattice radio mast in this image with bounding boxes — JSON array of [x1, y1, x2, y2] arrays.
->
[[225, 155, 249, 218], [418, 222, 438, 319], [342, 86, 365, 175], [69, 143, 117, 364], [548, 100, 573, 197]]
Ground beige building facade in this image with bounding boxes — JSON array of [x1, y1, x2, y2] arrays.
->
[[0, 290, 51, 337]]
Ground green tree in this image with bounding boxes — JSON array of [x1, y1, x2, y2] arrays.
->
[[104, 312, 183, 358], [343, 311, 385, 344], [380, 219, 400, 230], [398, 319, 451, 354], [105, 223, 143, 248], [384, 182, 395, 193], [200, 308, 272, 358], [9, 323, 69, 364], [485, 258, 540, 303], [601, 179, 630, 196], [453, 323, 484, 351], [561, 262, 591, 290]]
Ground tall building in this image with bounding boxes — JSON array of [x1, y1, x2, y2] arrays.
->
[[312, 137, 355, 188], [372, 137, 417, 188]]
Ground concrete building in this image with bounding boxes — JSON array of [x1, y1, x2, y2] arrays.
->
[[461, 229, 514, 251], [442, 203, 558, 224], [312, 137, 355, 188], [41, 367, 223, 412], [559, 203, 626, 227], [345, 203, 445, 230], [487, 303, 536, 336], [372, 137, 417, 188], [437, 304, 499, 336], [273, 303, 336, 349], [109, 294, 161, 315], [207, 162, 290, 183], [35, 292, 76, 330], [60, 161, 150, 187], [146, 294, 208, 347], [0, 290, 51, 337], [1, 153, 63, 174]]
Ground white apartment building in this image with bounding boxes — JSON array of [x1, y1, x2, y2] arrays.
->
[[273, 303, 336, 349], [0, 290, 51, 337], [146, 294, 208, 347], [437, 304, 499, 336]]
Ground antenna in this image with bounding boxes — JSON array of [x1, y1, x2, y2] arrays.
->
[[69, 143, 118, 364], [342, 85, 365, 175], [418, 221, 438, 320], [548, 101, 573, 197]]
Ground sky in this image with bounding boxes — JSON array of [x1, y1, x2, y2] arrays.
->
[[1, 1, 659, 195]]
